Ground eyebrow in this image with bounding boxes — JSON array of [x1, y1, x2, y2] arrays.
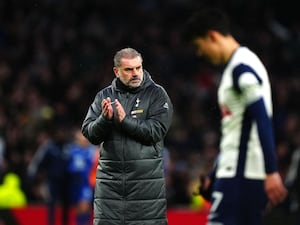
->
[[124, 65, 142, 71]]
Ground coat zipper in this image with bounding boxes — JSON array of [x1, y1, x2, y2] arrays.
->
[[122, 91, 130, 225]]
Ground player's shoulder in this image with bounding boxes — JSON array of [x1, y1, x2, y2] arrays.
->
[[229, 48, 266, 82]]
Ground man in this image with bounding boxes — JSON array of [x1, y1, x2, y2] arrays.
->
[[285, 147, 300, 225], [67, 129, 98, 225], [81, 47, 173, 225], [184, 8, 288, 225], [0, 172, 27, 208], [27, 122, 70, 225]]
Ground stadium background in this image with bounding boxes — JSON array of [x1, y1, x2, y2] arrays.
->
[[0, 0, 299, 224]]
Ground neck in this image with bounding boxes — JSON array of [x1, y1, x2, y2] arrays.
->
[[222, 36, 240, 63]]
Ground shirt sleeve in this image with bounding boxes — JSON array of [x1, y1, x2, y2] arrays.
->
[[238, 72, 263, 105], [246, 94, 277, 174], [233, 63, 277, 174]]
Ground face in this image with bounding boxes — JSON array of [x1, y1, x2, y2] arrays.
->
[[75, 130, 89, 147], [113, 56, 143, 88], [193, 35, 222, 65]]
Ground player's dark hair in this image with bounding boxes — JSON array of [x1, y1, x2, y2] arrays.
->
[[184, 8, 231, 41]]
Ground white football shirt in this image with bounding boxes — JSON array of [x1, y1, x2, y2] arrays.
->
[[216, 47, 274, 180]]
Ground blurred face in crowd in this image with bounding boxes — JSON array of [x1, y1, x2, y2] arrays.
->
[[113, 56, 144, 88], [75, 130, 89, 147]]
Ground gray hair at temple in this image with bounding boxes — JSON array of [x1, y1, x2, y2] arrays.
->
[[113, 47, 143, 67]]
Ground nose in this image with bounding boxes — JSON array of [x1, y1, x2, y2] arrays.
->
[[130, 68, 140, 77], [132, 68, 139, 74]]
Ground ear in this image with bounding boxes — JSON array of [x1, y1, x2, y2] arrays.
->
[[113, 67, 119, 77], [207, 30, 220, 42]]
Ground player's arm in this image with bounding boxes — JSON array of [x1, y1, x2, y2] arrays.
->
[[237, 68, 287, 205], [246, 99, 287, 204], [234, 64, 276, 173], [246, 98, 277, 173], [199, 155, 219, 201]]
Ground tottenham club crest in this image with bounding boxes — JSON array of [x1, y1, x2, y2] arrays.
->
[[131, 98, 143, 118], [135, 98, 140, 107]]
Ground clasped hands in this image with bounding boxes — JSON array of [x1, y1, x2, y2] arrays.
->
[[101, 97, 126, 122]]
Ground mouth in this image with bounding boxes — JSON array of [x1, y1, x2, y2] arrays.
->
[[128, 78, 141, 87], [130, 78, 141, 84]]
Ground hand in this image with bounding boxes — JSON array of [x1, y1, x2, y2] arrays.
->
[[101, 97, 113, 120], [265, 172, 288, 206], [199, 175, 213, 201], [115, 99, 126, 122]]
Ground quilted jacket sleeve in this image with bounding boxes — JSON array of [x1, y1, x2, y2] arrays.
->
[[120, 85, 173, 145]]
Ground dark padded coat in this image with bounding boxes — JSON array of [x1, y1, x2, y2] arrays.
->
[[82, 70, 173, 225]]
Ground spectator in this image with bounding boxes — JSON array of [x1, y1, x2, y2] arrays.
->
[[285, 147, 300, 225], [27, 122, 70, 225], [67, 129, 98, 225], [0, 172, 27, 208]]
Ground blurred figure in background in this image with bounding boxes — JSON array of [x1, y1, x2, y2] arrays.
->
[[0, 172, 27, 208], [0, 135, 5, 179], [27, 122, 70, 225], [67, 129, 99, 225], [285, 147, 300, 225]]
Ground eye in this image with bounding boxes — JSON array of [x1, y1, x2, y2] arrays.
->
[[124, 68, 133, 72]]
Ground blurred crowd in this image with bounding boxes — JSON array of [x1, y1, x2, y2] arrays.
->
[[0, 0, 300, 221]]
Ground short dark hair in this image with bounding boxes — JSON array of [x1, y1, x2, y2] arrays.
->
[[113, 47, 143, 67], [184, 8, 231, 41]]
